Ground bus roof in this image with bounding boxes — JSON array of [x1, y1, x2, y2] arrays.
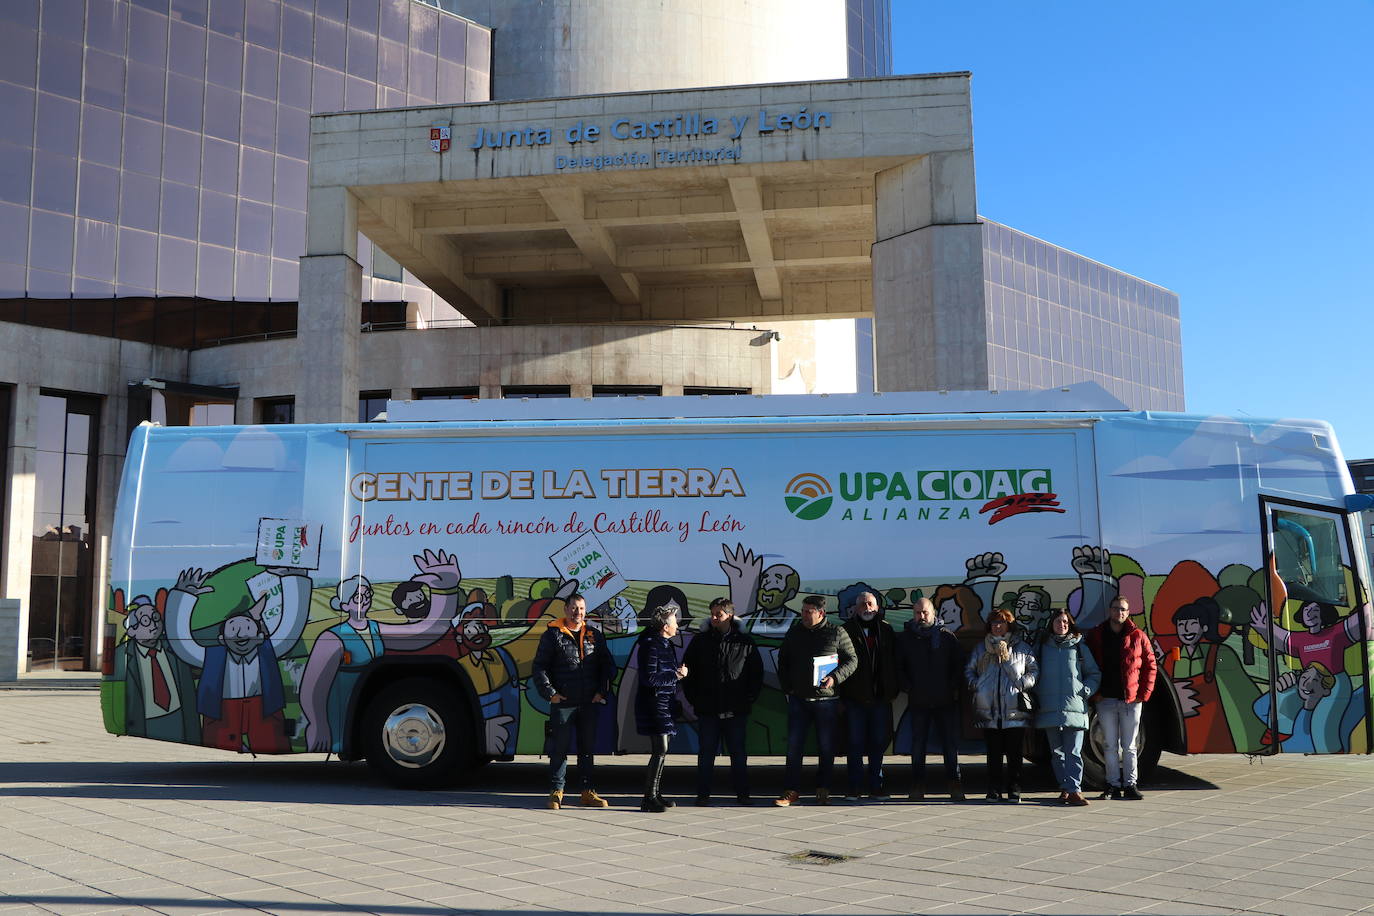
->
[[383, 382, 1131, 424]]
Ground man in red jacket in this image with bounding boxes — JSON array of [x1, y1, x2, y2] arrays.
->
[[1086, 597, 1157, 800]]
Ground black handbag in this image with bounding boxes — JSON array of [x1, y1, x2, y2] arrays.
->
[[1016, 690, 1035, 713]]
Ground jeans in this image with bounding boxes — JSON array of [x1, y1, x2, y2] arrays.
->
[[548, 702, 598, 791], [844, 700, 892, 794], [1097, 698, 1144, 787], [784, 696, 840, 791], [697, 713, 750, 797], [1045, 726, 1085, 792], [982, 726, 1024, 793], [908, 704, 961, 785]]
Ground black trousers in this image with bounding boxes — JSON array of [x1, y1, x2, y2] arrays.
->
[[983, 726, 1024, 792]]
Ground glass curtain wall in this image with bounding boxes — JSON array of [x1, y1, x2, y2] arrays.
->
[[0, 0, 491, 310], [29, 391, 100, 671]]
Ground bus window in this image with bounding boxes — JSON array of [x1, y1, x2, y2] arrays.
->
[[1272, 510, 1347, 606]]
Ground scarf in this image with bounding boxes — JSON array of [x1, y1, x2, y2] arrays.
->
[[977, 634, 1009, 674]]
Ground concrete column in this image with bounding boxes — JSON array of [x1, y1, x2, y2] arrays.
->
[[2, 383, 37, 675], [871, 153, 988, 393], [298, 185, 362, 424]]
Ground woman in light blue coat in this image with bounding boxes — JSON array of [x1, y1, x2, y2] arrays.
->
[[1034, 608, 1100, 806]]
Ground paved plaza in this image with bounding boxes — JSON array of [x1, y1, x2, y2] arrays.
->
[[3, 686, 1374, 915]]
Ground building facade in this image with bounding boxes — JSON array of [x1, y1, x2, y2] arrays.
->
[[0, 0, 1184, 676]]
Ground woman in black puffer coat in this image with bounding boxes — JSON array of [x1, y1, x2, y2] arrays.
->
[[635, 605, 688, 812]]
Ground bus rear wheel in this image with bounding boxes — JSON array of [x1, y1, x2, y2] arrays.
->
[[361, 678, 474, 789], [1084, 703, 1163, 789]]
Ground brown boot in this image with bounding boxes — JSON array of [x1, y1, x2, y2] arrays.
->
[[947, 779, 966, 801], [547, 790, 563, 810], [773, 789, 801, 807], [1066, 792, 1090, 807], [580, 789, 609, 807]]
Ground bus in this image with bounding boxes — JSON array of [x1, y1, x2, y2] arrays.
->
[[101, 385, 1374, 787]]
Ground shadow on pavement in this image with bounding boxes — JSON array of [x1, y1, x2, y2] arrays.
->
[[0, 753, 1218, 805]]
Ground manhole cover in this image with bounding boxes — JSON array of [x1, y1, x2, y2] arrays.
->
[[786, 849, 855, 866]]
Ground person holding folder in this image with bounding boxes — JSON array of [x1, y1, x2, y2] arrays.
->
[[774, 595, 857, 807]]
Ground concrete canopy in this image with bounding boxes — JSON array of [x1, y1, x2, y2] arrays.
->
[[307, 74, 977, 326], [300, 73, 984, 421]]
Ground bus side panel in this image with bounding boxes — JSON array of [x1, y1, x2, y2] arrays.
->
[[345, 423, 1101, 758], [102, 424, 348, 753], [1095, 414, 1366, 755]]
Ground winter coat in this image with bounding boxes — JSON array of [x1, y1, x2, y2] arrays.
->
[[965, 636, 1038, 729], [1033, 633, 1101, 730], [776, 618, 857, 700], [839, 614, 900, 705], [633, 632, 679, 736], [531, 618, 615, 705], [1084, 619, 1157, 704], [895, 621, 964, 709], [682, 620, 763, 717]]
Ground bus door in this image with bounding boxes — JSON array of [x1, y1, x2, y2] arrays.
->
[[1258, 497, 1372, 755]]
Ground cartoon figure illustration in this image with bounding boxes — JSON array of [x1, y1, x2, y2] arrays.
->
[[387, 580, 460, 658], [719, 543, 799, 637], [1006, 585, 1053, 643], [116, 596, 200, 743], [163, 565, 312, 752], [1255, 662, 1338, 752], [299, 548, 463, 753], [1250, 597, 1373, 752], [1166, 596, 1263, 753], [928, 552, 1007, 633], [453, 596, 521, 756]]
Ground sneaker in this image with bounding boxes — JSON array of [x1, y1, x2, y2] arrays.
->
[[736, 794, 753, 806], [774, 789, 801, 807], [841, 791, 860, 802], [1122, 785, 1144, 801], [984, 792, 1002, 802], [1005, 791, 1021, 803], [947, 780, 966, 801], [547, 790, 563, 810], [579, 789, 609, 808], [1097, 786, 1122, 801], [815, 788, 831, 806], [1065, 792, 1090, 807]]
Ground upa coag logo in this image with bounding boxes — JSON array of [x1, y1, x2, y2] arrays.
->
[[783, 472, 833, 520]]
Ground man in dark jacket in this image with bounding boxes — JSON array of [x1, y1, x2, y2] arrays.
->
[[897, 597, 966, 800], [532, 593, 616, 809], [840, 591, 899, 800], [683, 597, 764, 806], [773, 595, 858, 806]]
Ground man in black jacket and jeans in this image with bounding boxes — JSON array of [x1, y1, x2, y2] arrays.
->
[[897, 596, 966, 800], [683, 597, 764, 806], [532, 593, 616, 809], [840, 591, 899, 800]]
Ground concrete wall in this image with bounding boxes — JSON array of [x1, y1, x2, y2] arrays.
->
[[0, 323, 188, 675], [188, 324, 774, 413], [445, 0, 849, 102]]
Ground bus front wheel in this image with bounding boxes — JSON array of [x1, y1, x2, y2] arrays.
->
[[361, 678, 475, 789]]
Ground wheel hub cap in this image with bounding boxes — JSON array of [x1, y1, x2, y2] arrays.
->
[[381, 703, 446, 768]]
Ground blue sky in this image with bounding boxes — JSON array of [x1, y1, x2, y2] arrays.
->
[[891, 1, 1374, 460]]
